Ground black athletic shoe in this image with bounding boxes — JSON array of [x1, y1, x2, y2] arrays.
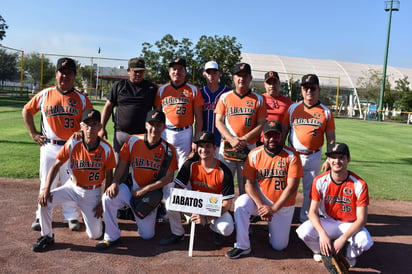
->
[[211, 230, 223, 246], [31, 235, 54, 252], [158, 234, 184, 245], [225, 247, 251, 259], [95, 238, 121, 250]]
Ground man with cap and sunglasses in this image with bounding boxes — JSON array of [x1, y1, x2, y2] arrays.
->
[[154, 58, 204, 169], [159, 131, 235, 246], [99, 57, 158, 181], [215, 62, 266, 195], [226, 120, 303, 259], [282, 74, 336, 222], [23, 57, 93, 232], [31, 109, 116, 252], [200, 61, 231, 152], [296, 142, 373, 270], [96, 109, 178, 250]]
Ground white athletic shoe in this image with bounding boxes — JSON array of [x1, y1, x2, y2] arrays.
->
[[313, 253, 323, 263], [347, 257, 356, 267]]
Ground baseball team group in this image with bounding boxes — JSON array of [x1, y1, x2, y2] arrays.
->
[[22, 56, 374, 271]]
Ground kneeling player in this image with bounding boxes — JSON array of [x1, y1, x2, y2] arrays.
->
[[296, 142, 373, 270], [159, 131, 235, 246], [226, 121, 303, 259], [31, 109, 116, 252]]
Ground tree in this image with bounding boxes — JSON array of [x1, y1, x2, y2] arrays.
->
[[24, 52, 55, 87], [140, 34, 242, 86], [0, 15, 8, 41], [357, 68, 393, 107], [396, 76, 412, 112], [194, 35, 242, 86], [0, 48, 19, 84]]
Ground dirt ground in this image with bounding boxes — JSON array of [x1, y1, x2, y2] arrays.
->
[[1, 178, 411, 274]]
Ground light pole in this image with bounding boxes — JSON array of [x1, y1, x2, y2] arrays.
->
[[378, 0, 400, 121], [95, 47, 101, 99]]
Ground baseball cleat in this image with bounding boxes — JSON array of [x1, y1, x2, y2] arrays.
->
[[158, 234, 184, 245], [31, 234, 54, 252], [95, 238, 121, 250], [31, 218, 41, 231], [225, 247, 251, 259], [68, 220, 81, 231]]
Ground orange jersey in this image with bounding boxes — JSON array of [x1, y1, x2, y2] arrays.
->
[[154, 82, 204, 128], [215, 90, 266, 144], [24, 87, 93, 140], [57, 137, 116, 187], [174, 158, 234, 200], [311, 171, 369, 222], [119, 134, 178, 187], [283, 101, 335, 151], [242, 145, 303, 206]]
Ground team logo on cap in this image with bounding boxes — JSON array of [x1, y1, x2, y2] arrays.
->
[[269, 72, 274, 77], [62, 59, 68, 66], [240, 64, 246, 70], [268, 121, 277, 127], [88, 110, 95, 117], [152, 112, 159, 119], [305, 75, 312, 83], [331, 143, 340, 152], [153, 153, 162, 162], [67, 98, 77, 107], [200, 132, 207, 140], [174, 58, 181, 62], [343, 187, 353, 196]]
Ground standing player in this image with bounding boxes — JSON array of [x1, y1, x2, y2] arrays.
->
[[200, 61, 231, 151], [226, 121, 303, 259], [96, 110, 178, 249], [22, 57, 93, 231], [159, 131, 235, 246], [31, 109, 116, 252], [282, 74, 335, 222], [215, 62, 266, 195], [296, 142, 373, 269], [154, 58, 203, 168], [99, 57, 157, 180]]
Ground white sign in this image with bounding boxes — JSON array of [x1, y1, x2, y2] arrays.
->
[[168, 188, 222, 217]]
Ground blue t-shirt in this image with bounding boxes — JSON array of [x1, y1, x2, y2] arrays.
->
[[200, 84, 231, 146]]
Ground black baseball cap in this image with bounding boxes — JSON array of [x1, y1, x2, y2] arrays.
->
[[146, 109, 166, 124], [169, 58, 186, 68], [232, 62, 251, 75], [194, 131, 215, 145], [128, 58, 145, 71], [263, 120, 282, 134], [82, 109, 101, 123], [56, 57, 77, 74], [301, 74, 319, 86], [325, 142, 350, 158], [264, 71, 280, 82]]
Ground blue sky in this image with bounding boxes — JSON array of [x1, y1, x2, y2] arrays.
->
[[2, 0, 410, 68]]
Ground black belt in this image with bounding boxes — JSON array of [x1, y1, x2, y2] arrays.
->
[[166, 126, 190, 132], [45, 138, 66, 145]]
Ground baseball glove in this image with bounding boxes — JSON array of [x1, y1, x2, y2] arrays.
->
[[223, 141, 250, 162], [130, 189, 163, 219], [322, 252, 350, 274]]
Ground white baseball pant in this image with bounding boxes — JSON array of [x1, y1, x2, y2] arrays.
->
[[102, 183, 158, 241], [296, 217, 374, 260], [233, 194, 295, 251], [38, 143, 79, 221], [298, 150, 321, 222], [39, 182, 103, 239], [162, 126, 192, 169]]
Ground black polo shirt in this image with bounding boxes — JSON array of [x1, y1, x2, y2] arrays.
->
[[108, 79, 157, 134]]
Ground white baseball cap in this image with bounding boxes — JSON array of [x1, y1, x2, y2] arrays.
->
[[204, 61, 219, 71]]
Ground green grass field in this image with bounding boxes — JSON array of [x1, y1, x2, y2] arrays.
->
[[1, 97, 411, 201]]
